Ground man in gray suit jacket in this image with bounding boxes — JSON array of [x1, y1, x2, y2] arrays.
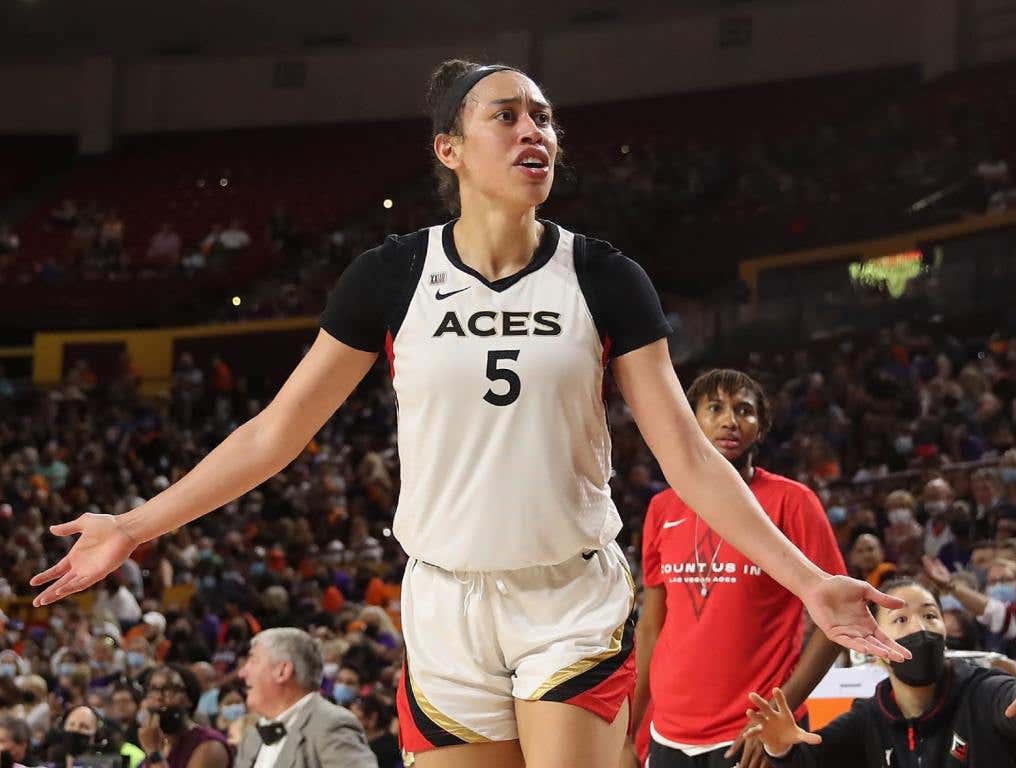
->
[[235, 628, 377, 768]]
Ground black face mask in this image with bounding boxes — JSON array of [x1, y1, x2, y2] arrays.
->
[[63, 731, 92, 756], [890, 630, 946, 686], [158, 706, 186, 735]]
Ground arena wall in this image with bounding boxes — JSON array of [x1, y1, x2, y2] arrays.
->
[[0, 0, 957, 138]]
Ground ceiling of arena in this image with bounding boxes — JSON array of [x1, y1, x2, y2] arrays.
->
[[0, 0, 793, 60]]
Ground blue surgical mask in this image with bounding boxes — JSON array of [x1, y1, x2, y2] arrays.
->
[[59, 663, 76, 678], [250, 562, 267, 577], [894, 436, 914, 454], [127, 651, 147, 668], [827, 506, 847, 526], [1001, 467, 1016, 484], [197, 688, 220, 716], [0, 663, 16, 678], [220, 703, 246, 723], [987, 582, 1016, 604], [332, 683, 357, 706]]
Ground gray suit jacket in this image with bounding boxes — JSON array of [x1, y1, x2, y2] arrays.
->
[[235, 694, 378, 768]]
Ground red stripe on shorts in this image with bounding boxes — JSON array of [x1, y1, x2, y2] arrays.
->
[[564, 645, 636, 725], [396, 663, 436, 753]]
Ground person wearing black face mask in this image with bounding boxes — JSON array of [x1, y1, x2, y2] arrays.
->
[[745, 577, 1016, 767], [50, 706, 99, 767], [138, 666, 232, 768]]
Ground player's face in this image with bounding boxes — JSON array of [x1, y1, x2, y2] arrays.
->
[[693, 387, 760, 462], [876, 585, 946, 642], [439, 70, 558, 213]]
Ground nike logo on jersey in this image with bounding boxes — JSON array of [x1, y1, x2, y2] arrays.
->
[[433, 310, 562, 337], [435, 287, 470, 300], [662, 519, 686, 529]]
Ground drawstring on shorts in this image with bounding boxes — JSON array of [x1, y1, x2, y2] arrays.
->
[[452, 571, 510, 615]]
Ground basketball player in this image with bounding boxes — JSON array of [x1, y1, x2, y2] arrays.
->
[[630, 370, 846, 768], [32, 61, 909, 768]]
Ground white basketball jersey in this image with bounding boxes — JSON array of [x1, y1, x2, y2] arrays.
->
[[320, 220, 671, 571]]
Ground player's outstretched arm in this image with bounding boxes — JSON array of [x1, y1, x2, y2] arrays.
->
[[612, 339, 909, 662], [31, 330, 377, 606]]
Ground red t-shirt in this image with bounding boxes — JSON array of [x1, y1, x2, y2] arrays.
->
[[641, 467, 846, 745]]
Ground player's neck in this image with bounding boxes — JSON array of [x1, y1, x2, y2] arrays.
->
[[891, 677, 937, 719], [732, 452, 755, 484], [453, 204, 542, 283]]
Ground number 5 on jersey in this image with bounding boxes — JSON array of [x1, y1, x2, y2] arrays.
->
[[484, 350, 520, 406]]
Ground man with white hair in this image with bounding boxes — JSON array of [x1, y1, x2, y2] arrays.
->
[[236, 628, 376, 768]]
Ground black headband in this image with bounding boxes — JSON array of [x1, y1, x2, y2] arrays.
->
[[435, 65, 516, 134]]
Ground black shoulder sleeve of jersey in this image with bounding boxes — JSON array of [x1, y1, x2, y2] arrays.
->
[[767, 699, 874, 768], [573, 234, 672, 359], [318, 231, 427, 352]]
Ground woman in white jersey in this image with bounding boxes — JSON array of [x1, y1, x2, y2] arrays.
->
[[32, 60, 911, 768]]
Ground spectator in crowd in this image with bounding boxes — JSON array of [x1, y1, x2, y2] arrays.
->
[[329, 664, 361, 708], [109, 682, 143, 748], [0, 715, 31, 768], [923, 477, 956, 557], [211, 684, 246, 736], [172, 353, 205, 426], [882, 489, 923, 569], [848, 531, 897, 588], [137, 664, 232, 768], [970, 468, 1004, 539], [349, 694, 401, 768], [147, 223, 183, 268], [746, 577, 1016, 767], [16, 675, 50, 736], [51, 705, 105, 766], [924, 555, 1016, 656], [235, 628, 376, 768], [219, 220, 250, 253]]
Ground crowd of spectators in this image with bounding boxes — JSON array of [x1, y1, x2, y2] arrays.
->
[[0, 292, 1014, 766]]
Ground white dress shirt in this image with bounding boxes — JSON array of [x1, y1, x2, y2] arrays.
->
[[253, 692, 316, 768]]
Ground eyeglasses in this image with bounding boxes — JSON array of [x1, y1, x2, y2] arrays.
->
[[148, 684, 185, 696]]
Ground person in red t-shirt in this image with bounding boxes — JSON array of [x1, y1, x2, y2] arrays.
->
[[628, 369, 847, 768]]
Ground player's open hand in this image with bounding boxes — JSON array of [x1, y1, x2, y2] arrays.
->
[[802, 575, 910, 662], [30, 513, 138, 606], [745, 688, 821, 759]]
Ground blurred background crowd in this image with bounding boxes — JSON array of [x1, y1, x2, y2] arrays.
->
[[0, 308, 1013, 766]]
